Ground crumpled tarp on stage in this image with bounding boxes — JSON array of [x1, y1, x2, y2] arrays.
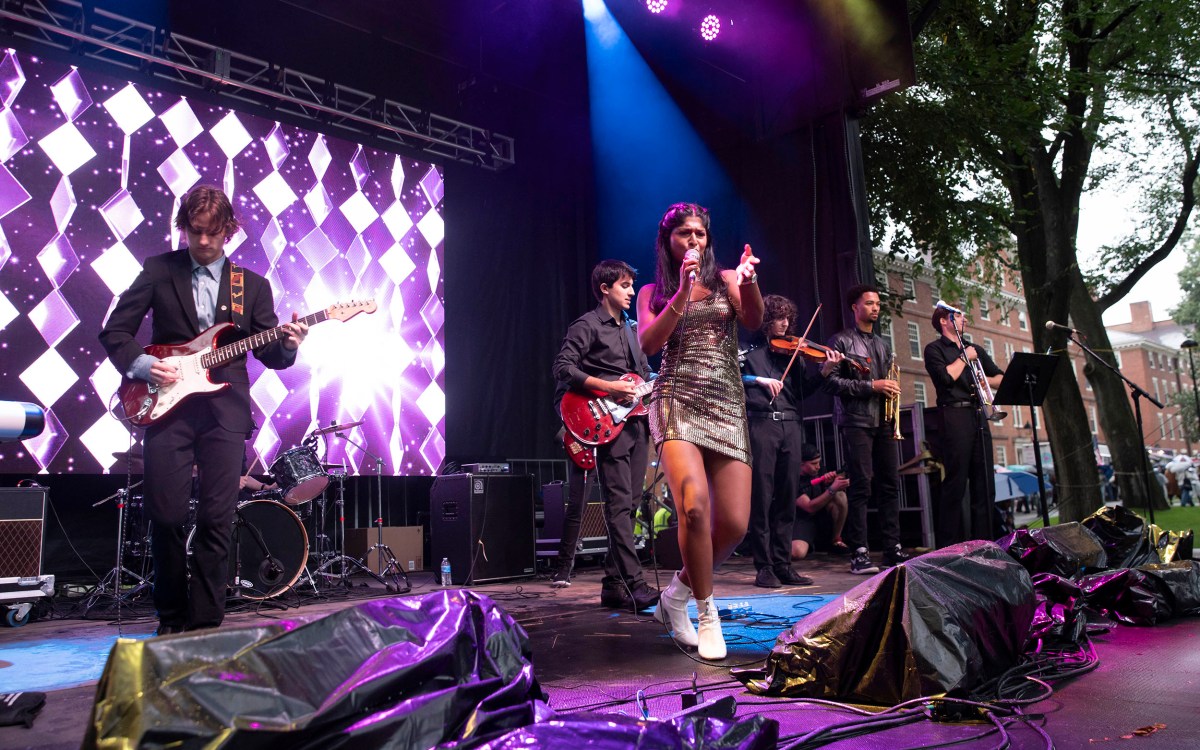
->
[[83, 590, 544, 749], [733, 541, 1035, 704]]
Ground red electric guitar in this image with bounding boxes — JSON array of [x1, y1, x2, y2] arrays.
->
[[560, 372, 653, 447], [562, 430, 596, 470], [116, 300, 376, 427]]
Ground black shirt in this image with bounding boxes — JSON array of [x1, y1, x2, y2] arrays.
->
[[741, 340, 826, 413], [552, 304, 649, 408], [923, 335, 1003, 406]]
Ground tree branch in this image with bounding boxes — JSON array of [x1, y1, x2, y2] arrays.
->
[[911, 0, 941, 40], [1094, 2, 1144, 42]]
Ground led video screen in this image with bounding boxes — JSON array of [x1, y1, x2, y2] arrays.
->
[[0, 49, 446, 476]]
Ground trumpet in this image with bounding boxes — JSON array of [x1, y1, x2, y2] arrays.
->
[[883, 354, 902, 440], [949, 317, 1006, 422]]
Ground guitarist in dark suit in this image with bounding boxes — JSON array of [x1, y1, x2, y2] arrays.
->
[[99, 185, 307, 635], [551, 260, 659, 612]]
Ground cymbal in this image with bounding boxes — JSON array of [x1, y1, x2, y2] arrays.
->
[[311, 419, 365, 436], [112, 449, 144, 459], [322, 463, 345, 470]]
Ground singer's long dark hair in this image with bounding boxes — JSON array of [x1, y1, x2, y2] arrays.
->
[[650, 202, 724, 313]]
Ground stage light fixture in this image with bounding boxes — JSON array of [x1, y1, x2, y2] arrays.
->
[[699, 14, 721, 41], [646, 0, 668, 13]]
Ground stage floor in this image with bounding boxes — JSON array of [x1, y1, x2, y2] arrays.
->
[[2, 553, 1197, 749]]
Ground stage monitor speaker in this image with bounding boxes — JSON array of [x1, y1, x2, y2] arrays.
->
[[431, 474, 535, 585], [0, 487, 47, 577]]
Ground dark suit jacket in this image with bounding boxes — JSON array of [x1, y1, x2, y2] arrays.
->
[[99, 250, 296, 433]]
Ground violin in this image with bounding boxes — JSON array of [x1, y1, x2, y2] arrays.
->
[[768, 336, 871, 374]]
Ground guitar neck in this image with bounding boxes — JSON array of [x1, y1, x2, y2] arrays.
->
[[202, 310, 327, 368]]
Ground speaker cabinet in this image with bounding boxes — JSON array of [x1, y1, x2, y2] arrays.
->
[[0, 487, 47, 577], [539, 480, 609, 557], [430, 474, 534, 585]]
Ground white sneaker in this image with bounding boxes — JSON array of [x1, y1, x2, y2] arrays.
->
[[696, 595, 727, 661], [653, 572, 698, 647]]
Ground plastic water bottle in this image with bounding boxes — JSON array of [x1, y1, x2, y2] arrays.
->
[[440, 557, 453, 587]]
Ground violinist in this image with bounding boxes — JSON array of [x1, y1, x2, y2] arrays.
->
[[741, 294, 842, 589]]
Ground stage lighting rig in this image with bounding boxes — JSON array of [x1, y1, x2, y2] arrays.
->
[[646, 0, 668, 13], [699, 14, 721, 41]]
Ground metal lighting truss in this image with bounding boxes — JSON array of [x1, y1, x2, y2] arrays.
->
[[0, 0, 516, 170]]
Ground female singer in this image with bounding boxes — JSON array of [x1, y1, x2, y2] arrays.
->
[[637, 202, 763, 660]]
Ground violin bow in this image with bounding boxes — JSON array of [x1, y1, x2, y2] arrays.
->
[[773, 303, 822, 405]]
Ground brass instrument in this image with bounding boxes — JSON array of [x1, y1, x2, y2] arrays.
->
[[965, 345, 1006, 422], [883, 354, 902, 440]]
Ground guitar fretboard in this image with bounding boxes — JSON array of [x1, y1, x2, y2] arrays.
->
[[200, 310, 328, 368]]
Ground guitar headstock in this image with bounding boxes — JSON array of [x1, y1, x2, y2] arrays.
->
[[326, 299, 378, 322]]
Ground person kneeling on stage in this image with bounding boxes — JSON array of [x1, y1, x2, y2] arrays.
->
[[792, 444, 849, 560]]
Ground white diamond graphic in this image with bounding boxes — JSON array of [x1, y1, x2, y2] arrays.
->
[[303, 183, 333, 225], [339, 191, 378, 235], [252, 421, 282, 470], [349, 145, 371, 191], [415, 381, 445, 425], [345, 235, 371, 280], [160, 98, 203, 148], [420, 293, 444, 336], [20, 348, 77, 408], [379, 243, 416, 284], [23, 407, 66, 470], [88, 359, 122, 408], [380, 200, 413, 241], [425, 245, 441, 295], [387, 287, 405, 331], [37, 233, 79, 288], [50, 68, 92, 122], [102, 83, 154, 135], [0, 163, 32, 219], [91, 242, 143, 295], [295, 226, 338, 270], [417, 209, 444, 249], [420, 166, 444, 207], [263, 123, 290, 171], [0, 50, 27, 109], [249, 368, 289, 421], [28, 289, 79, 347], [302, 272, 335, 313], [210, 111, 253, 159], [0, 288, 17, 332], [418, 427, 446, 474], [0, 107, 30, 162], [421, 337, 445, 379], [50, 176, 76, 232], [308, 134, 332, 179], [98, 188, 144, 241], [259, 217, 287, 267], [80, 415, 135, 472], [158, 147, 202, 196], [39, 122, 97, 175], [252, 171, 298, 216], [390, 156, 406, 199]]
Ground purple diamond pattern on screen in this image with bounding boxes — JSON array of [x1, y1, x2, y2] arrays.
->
[[0, 51, 445, 475]]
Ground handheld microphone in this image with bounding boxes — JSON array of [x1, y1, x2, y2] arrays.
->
[[934, 300, 964, 316], [1044, 320, 1079, 335], [685, 248, 699, 282]]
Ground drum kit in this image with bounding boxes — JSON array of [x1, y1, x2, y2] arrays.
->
[[89, 419, 410, 611]]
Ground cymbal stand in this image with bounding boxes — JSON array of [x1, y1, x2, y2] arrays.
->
[[314, 463, 409, 593], [85, 479, 152, 620]]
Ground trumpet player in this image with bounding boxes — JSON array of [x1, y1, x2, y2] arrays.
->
[[825, 285, 908, 574], [924, 304, 1005, 545]]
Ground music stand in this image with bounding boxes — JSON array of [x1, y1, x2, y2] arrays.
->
[[994, 352, 1060, 527]]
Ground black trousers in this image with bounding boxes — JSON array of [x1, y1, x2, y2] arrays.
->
[[841, 424, 901, 552], [143, 399, 244, 629], [557, 418, 648, 587], [747, 417, 804, 571], [935, 406, 996, 546]]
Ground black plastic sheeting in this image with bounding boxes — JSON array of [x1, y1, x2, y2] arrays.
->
[[1077, 561, 1200, 626], [733, 541, 1035, 704], [999, 522, 1108, 578]]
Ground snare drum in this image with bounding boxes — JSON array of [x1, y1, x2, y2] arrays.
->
[[269, 446, 329, 505]]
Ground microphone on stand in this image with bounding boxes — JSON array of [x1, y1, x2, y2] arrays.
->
[[685, 248, 699, 282], [1044, 320, 1080, 335], [934, 300, 964, 316]]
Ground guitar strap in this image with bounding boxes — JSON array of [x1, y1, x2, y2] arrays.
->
[[622, 314, 648, 380], [229, 261, 245, 329]]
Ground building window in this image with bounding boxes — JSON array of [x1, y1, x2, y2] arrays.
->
[[880, 318, 894, 351], [902, 277, 916, 301], [1022, 345, 1032, 354], [1115, 351, 1122, 368], [1017, 310, 1028, 330], [1004, 342, 1014, 364], [1013, 405, 1023, 427], [999, 308, 1011, 326], [979, 299, 991, 320], [907, 322, 922, 359], [983, 338, 995, 357], [914, 382, 927, 406], [995, 445, 1008, 465], [1154, 378, 1161, 402], [1090, 406, 1098, 435], [1149, 353, 1156, 370]]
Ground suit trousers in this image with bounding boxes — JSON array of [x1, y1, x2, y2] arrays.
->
[[747, 417, 804, 571], [841, 424, 902, 553], [144, 397, 245, 629], [935, 406, 996, 546]]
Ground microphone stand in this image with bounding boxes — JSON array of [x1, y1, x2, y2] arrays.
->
[[335, 428, 411, 593], [1063, 332, 1163, 526]]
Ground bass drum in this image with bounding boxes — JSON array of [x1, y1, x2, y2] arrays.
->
[[187, 500, 308, 600]]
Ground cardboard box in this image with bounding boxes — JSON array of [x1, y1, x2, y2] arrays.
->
[[344, 526, 424, 572]]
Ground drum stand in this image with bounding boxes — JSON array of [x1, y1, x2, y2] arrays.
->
[[314, 460, 410, 594], [84, 482, 153, 614], [227, 511, 297, 608]]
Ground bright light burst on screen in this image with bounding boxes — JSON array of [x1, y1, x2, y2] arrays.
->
[[646, 0, 668, 13], [700, 14, 721, 41], [0, 50, 446, 476]]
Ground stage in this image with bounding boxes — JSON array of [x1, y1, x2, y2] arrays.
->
[[2, 553, 1196, 749]]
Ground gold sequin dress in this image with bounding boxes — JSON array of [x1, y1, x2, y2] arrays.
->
[[648, 288, 750, 465]]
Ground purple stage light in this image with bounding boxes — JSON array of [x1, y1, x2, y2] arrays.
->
[[646, 0, 667, 13], [699, 14, 721, 41]]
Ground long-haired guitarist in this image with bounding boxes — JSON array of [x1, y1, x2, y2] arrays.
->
[[99, 185, 307, 636], [551, 260, 659, 613]]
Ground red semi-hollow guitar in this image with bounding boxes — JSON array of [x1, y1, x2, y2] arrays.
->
[[560, 372, 652, 447], [116, 300, 376, 427]]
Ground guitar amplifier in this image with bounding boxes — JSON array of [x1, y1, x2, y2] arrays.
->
[[430, 474, 535, 585], [539, 481, 609, 557], [0, 487, 47, 578]]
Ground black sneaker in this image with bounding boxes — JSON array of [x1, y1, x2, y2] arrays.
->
[[775, 566, 814, 586], [629, 581, 661, 611], [882, 545, 910, 567], [550, 566, 572, 588], [849, 548, 879, 575], [754, 567, 783, 588], [600, 583, 633, 609]]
